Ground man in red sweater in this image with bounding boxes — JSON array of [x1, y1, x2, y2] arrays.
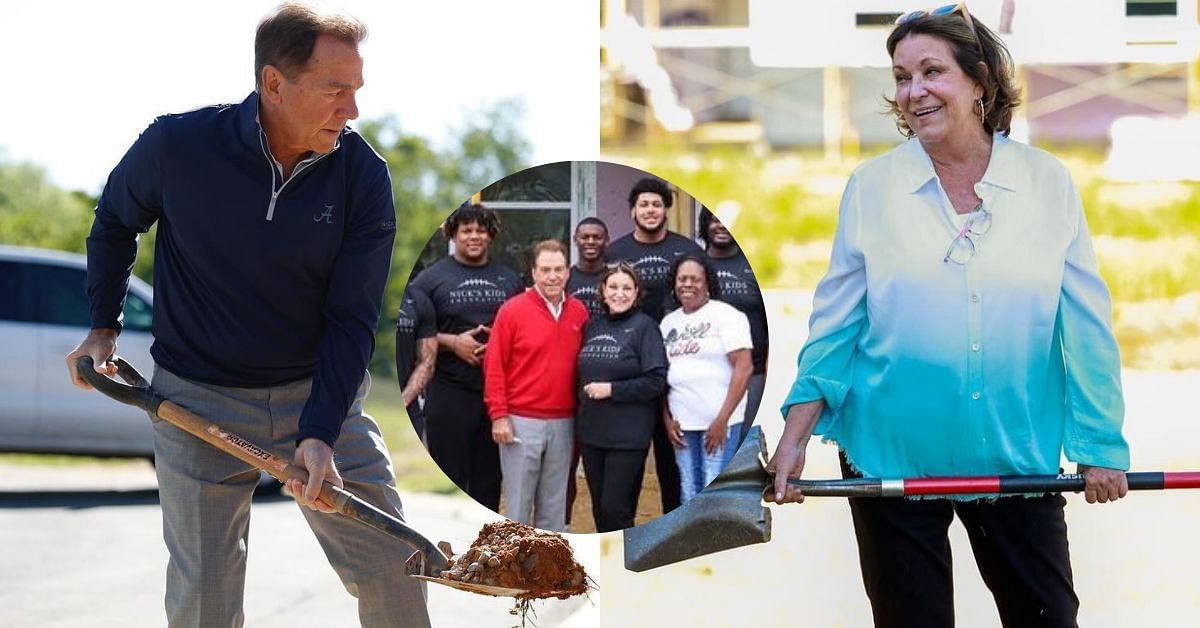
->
[[484, 239, 589, 531]]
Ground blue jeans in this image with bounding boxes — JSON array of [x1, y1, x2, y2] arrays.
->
[[675, 422, 743, 503]]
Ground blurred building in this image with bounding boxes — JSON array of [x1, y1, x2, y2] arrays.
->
[[602, 0, 1200, 155]]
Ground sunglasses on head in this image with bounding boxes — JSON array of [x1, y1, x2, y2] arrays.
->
[[895, 2, 980, 46]]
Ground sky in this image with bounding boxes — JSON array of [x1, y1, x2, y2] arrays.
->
[[0, 0, 599, 193]]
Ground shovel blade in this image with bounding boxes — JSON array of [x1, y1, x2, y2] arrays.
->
[[623, 426, 772, 572]]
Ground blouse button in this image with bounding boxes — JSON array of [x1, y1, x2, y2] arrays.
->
[[971, 391, 981, 400]]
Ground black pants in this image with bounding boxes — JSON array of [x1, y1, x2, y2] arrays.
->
[[424, 377, 501, 511], [653, 414, 682, 513], [565, 442, 581, 525], [406, 400, 425, 442], [842, 455, 1079, 628], [581, 445, 647, 532]]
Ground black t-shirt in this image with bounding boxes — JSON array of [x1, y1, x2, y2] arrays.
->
[[395, 285, 437, 389], [710, 251, 769, 374], [567, 265, 605, 319], [604, 231, 704, 322], [576, 310, 668, 450], [409, 256, 523, 390]]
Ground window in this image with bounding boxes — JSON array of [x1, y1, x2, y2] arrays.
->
[[123, 291, 153, 332], [33, 264, 91, 327], [480, 162, 571, 202], [478, 162, 574, 283], [487, 210, 572, 285], [1126, 1, 1176, 16], [0, 261, 34, 323]]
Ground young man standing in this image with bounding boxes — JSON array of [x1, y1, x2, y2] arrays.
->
[[605, 177, 705, 513], [564, 216, 609, 524], [567, 217, 609, 319], [484, 240, 589, 531], [411, 204, 523, 512], [605, 178, 706, 323], [700, 209, 769, 445]]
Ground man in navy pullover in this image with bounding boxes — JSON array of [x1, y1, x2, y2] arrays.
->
[[64, 4, 429, 626]]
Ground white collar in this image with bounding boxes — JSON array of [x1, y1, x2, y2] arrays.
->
[[900, 133, 1020, 195], [534, 285, 564, 320]]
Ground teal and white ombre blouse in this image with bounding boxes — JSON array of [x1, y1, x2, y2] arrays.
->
[[781, 134, 1130, 481]]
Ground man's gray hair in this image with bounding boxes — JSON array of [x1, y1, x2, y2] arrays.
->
[[254, 2, 367, 88]]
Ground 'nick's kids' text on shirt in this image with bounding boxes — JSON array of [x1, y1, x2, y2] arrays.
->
[[410, 257, 523, 391], [710, 251, 769, 374], [605, 231, 704, 322], [567, 265, 605, 319], [576, 309, 668, 449]]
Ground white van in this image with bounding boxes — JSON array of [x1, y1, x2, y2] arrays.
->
[[0, 245, 156, 457]]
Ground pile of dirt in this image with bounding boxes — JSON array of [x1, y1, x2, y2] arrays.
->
[[440, 520, 588, 600]]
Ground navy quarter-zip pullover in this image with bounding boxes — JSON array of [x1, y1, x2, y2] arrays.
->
[[86, 91, 396, 446]]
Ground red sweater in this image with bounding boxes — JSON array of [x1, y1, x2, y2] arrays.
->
[[483, 288, 589, 420]]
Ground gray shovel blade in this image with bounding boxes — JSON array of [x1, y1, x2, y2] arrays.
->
[[623, 426, 772, 572]]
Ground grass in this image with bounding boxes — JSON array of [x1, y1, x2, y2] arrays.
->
[[0, 453, 148, 467], [363, 376, 461, 495]]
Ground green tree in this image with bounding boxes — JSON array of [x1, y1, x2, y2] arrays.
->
[[0, 159, 94, 252], [355, 99, 532, 376], [0, 155, 156, 282]]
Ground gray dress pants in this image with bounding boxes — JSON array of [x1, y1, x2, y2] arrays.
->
[[498, 415, 574, 532], [150, 366, 430, 628]]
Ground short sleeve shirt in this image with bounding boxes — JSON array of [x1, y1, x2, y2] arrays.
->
[[567, 265, 605, 319], [410, 256, 523, 390], [396, 285, 436, 385], [660, 300, 752, 431]]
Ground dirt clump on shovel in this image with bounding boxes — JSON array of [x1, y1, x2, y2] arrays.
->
[[440, 520, 589, 601]]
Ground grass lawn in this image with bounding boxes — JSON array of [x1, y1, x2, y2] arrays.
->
[[0, 452, 146, 466], [363, 375, 460, 495]]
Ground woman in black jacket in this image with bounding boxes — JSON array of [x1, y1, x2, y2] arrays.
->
[[576, 262, 669, 532]]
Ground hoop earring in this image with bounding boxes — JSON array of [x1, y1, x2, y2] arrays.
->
[[977, 97, 986, 127]]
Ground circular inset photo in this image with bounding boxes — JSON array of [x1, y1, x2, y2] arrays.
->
[[395, 161, 769, 533]]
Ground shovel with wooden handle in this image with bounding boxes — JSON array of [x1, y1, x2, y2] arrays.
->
[[74, 356, 457, 575], [79, 356, 588, 599], [624, 426, 1200, 572]]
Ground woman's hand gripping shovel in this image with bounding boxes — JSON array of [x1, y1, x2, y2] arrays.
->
[[75, 356, 546, 598], [624, 426, 1200, 572]]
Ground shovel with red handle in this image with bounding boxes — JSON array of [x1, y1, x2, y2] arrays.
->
[[624, 426, 1200, 572]]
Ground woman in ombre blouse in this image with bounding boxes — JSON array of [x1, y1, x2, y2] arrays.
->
[[767, 5, 1129, 628]]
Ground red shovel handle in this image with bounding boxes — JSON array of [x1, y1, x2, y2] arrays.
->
[[766, 472, 1200, 499]]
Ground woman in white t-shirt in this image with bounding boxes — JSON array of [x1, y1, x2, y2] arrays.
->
[[660, 253, 754, 502]]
